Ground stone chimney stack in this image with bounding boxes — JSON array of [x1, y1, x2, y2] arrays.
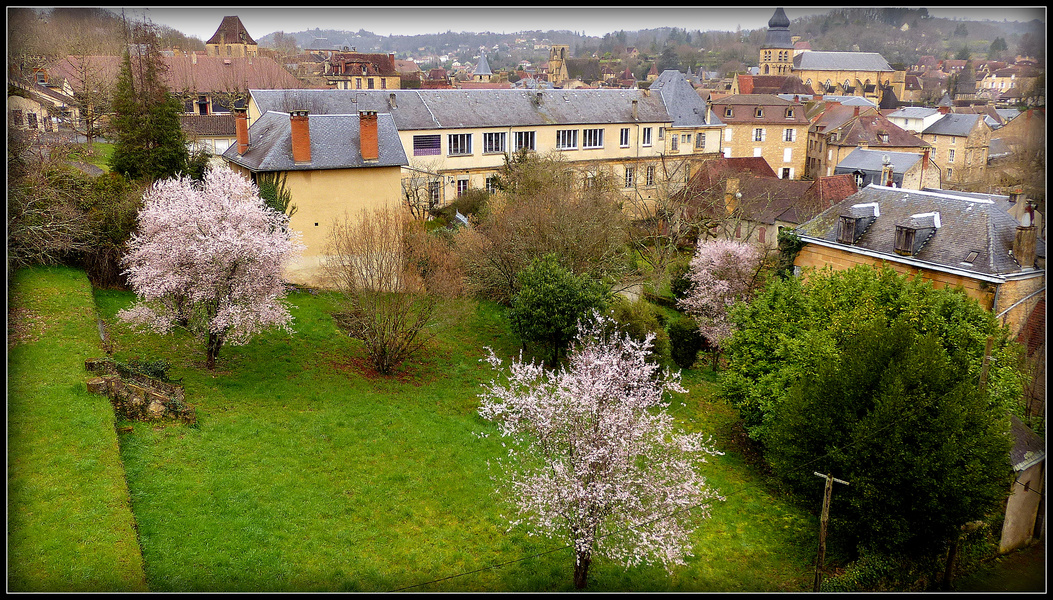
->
[[359, 110, 379, 161], [290, 110, 311, 163], [725, 177, 741, 215], [1013, 201, 1038, 269], [234, 108, 249, 155], [632, 98, 639, 120], [854, 105, 860, 117]]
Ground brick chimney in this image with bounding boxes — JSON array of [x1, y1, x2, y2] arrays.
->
[[938, 105, 951, 114], [290, 110, 311, 163], [921, 146, 930, 181], [234, 108, 249, 155], [359, 110, 378, 161], [853, 105, 860, 117]]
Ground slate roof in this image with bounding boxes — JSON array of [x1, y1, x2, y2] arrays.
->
[[793, 51, 893, 72], [922, 113, 982, 137], [474, 53, 492, 76], [889, 107, 940, 120], [796, 185, 1042, 278], [250, 85, 677, 130], [206, 16, 256, 46], [1009, 415, 1045, 472], [763, 7, 794, 49], [650, 70, 720, 127], [222, 111, 407, 172], [835, 147, 923, 173]]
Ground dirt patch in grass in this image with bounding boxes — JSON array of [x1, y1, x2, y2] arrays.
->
[[329, 356, 429, 386], [7, 296, 48, 349]]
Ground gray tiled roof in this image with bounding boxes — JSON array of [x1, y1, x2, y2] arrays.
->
[[250, 87, 674, 130], [835, 148, 922, 173], [474, 53, 492, 76], [650, 70, 719, 127], [222, 110, 407, 172], [888, 107, 940, 119], [793, 51, 893, 72], [922, 113, 981, 137], [796, 185, 1039, 277]]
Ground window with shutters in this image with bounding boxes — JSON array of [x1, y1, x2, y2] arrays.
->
[[784, 128, 795, 142], [413, 135, 441, 156], [754, 128, 766, 142]]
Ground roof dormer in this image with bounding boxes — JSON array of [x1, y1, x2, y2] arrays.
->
[[837, 202, 880, 244], [894, 212, 940, 256]]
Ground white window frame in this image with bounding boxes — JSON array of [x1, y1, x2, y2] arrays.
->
[[556, 129, 578, 150], [485, 176, 498, 194], [642, 127, 653, 147], [948, 148, 955, 162], [514, 130, 536, 151], [784, 128, 796, 142], [448, 133, 472, 156], [646, 165, 655, 186], [620, 127, 630, 147], [783, 147, 793, 163], [483, 132, 506, 154], [624, 165, 635, 188], [754, 128, 766, 142], [695, 132, 706, 149], [670, 135, 679, 151], [456, 178, 470, 196], [582, 128, 604, 149]]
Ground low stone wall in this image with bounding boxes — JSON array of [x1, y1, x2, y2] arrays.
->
[[84, 358, 196, 425]]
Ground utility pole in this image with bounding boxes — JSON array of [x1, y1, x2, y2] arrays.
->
[[813, 471, 850, 592]]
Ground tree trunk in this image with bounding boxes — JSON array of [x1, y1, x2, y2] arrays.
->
[[206, 330, 223, 370], [573, 552, 591, 590]]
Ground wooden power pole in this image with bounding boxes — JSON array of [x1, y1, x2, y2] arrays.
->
[[813, 471, 850, 592]]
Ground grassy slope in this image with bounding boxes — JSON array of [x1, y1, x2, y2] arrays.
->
[[7, 266, 148, 591], [90, 285, 817, 592]]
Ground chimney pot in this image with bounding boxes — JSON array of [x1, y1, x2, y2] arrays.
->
[[853, 106, 860, 117], [290, 110, 311, 163]]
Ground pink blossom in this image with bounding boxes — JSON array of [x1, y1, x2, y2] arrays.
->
[[677, 238, 765, 348], [118, 166, 304, 368], [479, 315, 723, 587]]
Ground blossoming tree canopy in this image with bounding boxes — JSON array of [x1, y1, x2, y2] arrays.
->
[[678, 238, 766, 349], [479, 315, 724, 589], [118, 166, 304, 369]]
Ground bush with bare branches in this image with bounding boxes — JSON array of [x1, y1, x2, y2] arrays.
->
[[325, 207, 462, 374]]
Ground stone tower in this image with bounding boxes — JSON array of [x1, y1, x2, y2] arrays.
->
[[760, 7, 794, 75]]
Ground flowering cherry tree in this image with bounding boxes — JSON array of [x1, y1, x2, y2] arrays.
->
[[479, 315, 723, 589], [677, 238, 767, 351], [118, 166, 304, 369]]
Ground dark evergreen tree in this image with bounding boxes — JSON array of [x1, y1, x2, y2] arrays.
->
[[108, 21, 188, 181]]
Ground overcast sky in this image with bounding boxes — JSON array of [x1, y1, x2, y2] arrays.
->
[[102, 6, 1046, 42]]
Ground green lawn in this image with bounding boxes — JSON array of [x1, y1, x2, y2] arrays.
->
[[10, 266, 819, 591], [7, 266, 148, 591]]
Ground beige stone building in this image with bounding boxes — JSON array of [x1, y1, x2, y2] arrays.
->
[[223, 109, 407, 286], [794, 185, 1045, 337], [919, 111, 993, 188], [708, 94, 810, 179], [806, 104, 930, 180], [205, 16, 258, 58]]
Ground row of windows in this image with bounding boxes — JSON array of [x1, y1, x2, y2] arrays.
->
[[725, 127, 800, 142], [444, 163, 661, 199], [723, 106, 796, 119], [414, 126, 708, 157]]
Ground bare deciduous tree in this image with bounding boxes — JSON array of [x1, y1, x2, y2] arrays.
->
[[324, 206, 461, 374]]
